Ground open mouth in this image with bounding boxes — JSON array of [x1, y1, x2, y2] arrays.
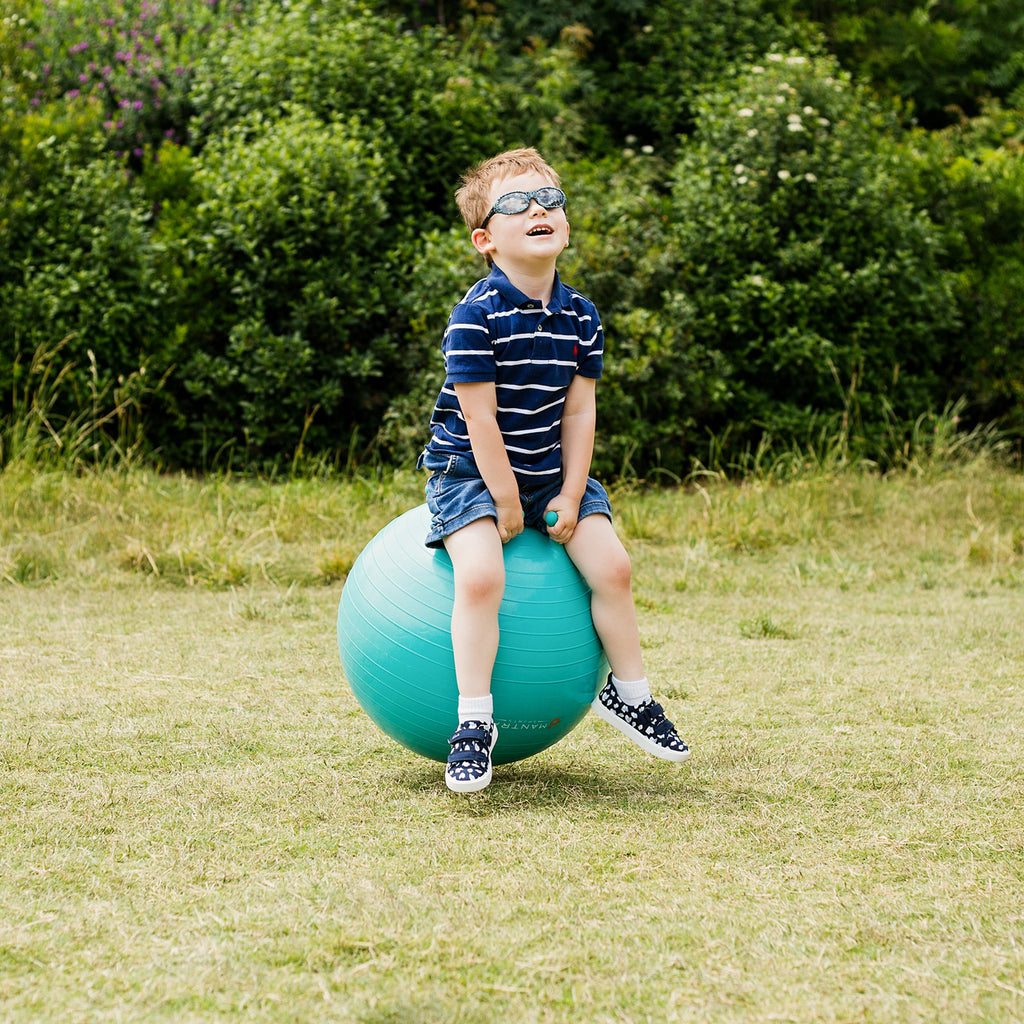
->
[[527, 225, 553, 236]]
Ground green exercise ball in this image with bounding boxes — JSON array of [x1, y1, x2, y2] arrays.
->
[[337, 504, 606, 764]]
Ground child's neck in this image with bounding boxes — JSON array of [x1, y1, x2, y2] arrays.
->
[[495, 260, 557, 307]]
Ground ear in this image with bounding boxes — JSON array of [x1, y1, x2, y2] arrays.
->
[[471, 227, 496, 258], [564, 220, 570, 248]]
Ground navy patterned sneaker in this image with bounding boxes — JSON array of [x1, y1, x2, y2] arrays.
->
[[445, 720, 498, 793], [591, 677, 690, 762]]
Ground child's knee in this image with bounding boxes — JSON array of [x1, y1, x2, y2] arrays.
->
[[593, 547, 632, 594], [456, 560, 505, 606]]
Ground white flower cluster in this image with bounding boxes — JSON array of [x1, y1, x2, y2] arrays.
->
[[622, 135, 655, 158], [777, 170, 818, 183], [730, 164, 819, 187], [736, 102, 829, 131]]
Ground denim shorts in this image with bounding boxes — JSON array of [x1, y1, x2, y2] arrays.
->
[[418, 450, 612, 549]]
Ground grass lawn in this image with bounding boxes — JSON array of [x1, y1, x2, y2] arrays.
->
[[1, 462, 1022, 1022]]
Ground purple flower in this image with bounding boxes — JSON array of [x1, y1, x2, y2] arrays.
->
[[132, 100, 143, 110], [70, 41, 89, 54], [66, 89, 80, 99]]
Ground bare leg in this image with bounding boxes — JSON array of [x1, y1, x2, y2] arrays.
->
[[443, 518, 505, 698], [568, 514, 689, 762], [564, 514, 644, 681]]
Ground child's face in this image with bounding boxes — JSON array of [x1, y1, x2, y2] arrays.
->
[[471, 171, 570, 270]]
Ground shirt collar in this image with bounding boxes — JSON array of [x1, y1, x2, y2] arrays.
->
[[487, 265, 570, 313]]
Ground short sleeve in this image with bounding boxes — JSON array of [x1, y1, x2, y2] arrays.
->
[[576, 302, 604, 380], [442, 302, 496, 383]]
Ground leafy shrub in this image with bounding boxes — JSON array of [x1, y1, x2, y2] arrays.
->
[[11, 0, 246, 165], [0, 97, 170, 436], [480, 0, 815, 154], [917, 108, 1024, 438], [789, 0, 1024, 128], [374, 227, 482, 468], [3, 0, 1021, 475], [654, 54, 961, 470], [556, 156, 733, 480], [187, 0, 515, 225], [2, 5, 38, 105], [150, 107, 395, 465]]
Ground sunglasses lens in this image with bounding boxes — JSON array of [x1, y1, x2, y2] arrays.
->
[[535, 187, 566, 209], [494, 192, 531, 216]]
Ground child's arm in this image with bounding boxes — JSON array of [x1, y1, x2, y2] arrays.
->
[[546, 374, 597, 544], [453, 381, 524, 543]]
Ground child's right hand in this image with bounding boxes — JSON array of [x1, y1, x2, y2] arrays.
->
[[495, 503, 524, 544]]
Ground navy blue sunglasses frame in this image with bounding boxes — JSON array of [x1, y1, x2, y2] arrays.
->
[[480, 187, 567, 229]]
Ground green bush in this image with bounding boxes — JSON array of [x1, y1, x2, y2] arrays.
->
[[584, 0, 817, 152], [187, 0, 515, 225], [10, 0, 246, 165], [150, 107, 395, 465], [1, 5, 38, 107], [0, 98, 170, 437], [374, 227, 482, 468], [471, 0, 816, 154], [556, 156, 731, 480], [918, 108, 1024, 438], [788, 0, 1024, 128], [654, 54, 961, 469]]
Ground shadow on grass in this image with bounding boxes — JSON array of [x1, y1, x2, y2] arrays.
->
[[391, 754, 712, 812]]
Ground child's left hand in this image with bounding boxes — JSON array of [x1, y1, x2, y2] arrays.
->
[[544, 499, 580, 545]]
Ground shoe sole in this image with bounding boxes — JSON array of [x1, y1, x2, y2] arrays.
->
[[445, 724, 498, 793], [591, 699, 691, 762]]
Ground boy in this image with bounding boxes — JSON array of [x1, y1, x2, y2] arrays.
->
[[419, 148, 689, 793]]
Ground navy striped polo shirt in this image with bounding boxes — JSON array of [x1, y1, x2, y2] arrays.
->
[[424, 265, 604, 485]]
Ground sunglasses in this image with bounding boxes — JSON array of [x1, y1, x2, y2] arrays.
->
[[480, 186, 567, 228]]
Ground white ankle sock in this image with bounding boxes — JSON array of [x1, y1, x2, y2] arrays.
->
[[611, 674, 651, 706], [458, 694, 494, 724]]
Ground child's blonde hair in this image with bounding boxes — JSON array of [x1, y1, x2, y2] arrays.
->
[[455, 147, 562, 232]]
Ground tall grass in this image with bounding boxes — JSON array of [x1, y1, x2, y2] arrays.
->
[[0, 338, 163, 471], [695, 397, 1014, 486]]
